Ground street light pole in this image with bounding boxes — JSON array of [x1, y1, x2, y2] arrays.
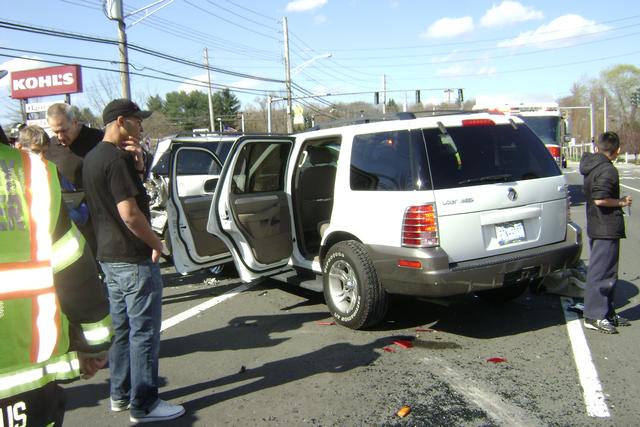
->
[[283, 17, 293, 133], [204, 48, 215, 132]]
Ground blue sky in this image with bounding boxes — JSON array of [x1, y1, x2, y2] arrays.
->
[[1, 0, 639, 124]]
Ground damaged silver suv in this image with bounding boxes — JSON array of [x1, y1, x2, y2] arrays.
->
[[166, 112, 582, 329]]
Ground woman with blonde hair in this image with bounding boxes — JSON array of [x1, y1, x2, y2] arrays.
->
[[17, 125, 50, 158]]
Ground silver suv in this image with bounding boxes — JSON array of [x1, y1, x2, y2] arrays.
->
[[166, 112, 582, 329]]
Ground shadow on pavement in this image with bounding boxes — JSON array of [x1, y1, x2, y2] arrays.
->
[[160, 312, 328, 358], [161, 337, 401, 425]]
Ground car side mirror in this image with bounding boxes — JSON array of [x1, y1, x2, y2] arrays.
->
[[203, 178, 218, 193]]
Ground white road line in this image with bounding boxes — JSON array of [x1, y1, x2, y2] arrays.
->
[[620, 183, 640, 193], [161, 282, 257, 332], [560, 297, 610, 418], [421, 356, 543, 426]]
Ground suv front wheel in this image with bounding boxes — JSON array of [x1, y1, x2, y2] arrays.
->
[[323, 240, 388, 329]]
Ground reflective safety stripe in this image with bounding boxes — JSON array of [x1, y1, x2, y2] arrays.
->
[[82, 315, 113, 346], [0, 352, 80, 400], [51, 225, 85, 273], [28, 153, 52, 262], [0, 266, 54, 296], [35, 293, 59, 363]]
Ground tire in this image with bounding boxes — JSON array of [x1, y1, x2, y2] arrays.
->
[[475, 281, 528, 303], [322, 240, 388, 329]]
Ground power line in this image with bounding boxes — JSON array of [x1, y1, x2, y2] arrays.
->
[[202, 0, 279, 32], [0, 52, 273, 96], [0, 20, 285, 83], [183, 0, 280, 41], [317, 13, 640, 51], [223, 0, 279, 23]]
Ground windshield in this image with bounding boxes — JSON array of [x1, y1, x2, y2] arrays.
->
[[517, 115, 561, 146], [422, 123, 560, 190]]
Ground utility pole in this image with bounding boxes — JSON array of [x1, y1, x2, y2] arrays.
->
[[382, 74, 386, 115], [589, 103, 595, 144], [267, 95, 272, 133], [204, 47, 215, 132], [603, 96, 607, 133], [283, 17, 293, 133], [114, 0, 131, 99]]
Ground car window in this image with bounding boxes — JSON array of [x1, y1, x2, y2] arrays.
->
[[151, 151, 170, 175], [176, 149, 221, 175], [350, 130, 430, 191], [231, 141, 290, 194], [422, 123, 561, 190]]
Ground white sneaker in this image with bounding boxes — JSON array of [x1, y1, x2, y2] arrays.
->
[[110, 398, 130, 412], [129, 399, 185, 423]]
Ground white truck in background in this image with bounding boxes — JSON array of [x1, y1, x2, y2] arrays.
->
[[473, 102, 570, 168]]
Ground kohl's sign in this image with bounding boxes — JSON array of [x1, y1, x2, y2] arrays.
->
[[11, 65, 82, 99]]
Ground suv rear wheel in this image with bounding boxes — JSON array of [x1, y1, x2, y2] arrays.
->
[[323, 240, 387, 329]]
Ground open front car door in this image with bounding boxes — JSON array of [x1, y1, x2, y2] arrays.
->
[[166, 144, 232, 274], [207, 136, 295, 282]]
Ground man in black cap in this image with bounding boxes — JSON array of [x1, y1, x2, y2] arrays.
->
[[83, 99, 185, 423]]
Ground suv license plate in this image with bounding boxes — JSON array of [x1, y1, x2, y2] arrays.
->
[[495, 221, 526, 245]]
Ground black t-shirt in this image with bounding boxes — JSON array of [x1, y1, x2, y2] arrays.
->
[[46, 125, 103, 189], [83, 141, 152, 262]]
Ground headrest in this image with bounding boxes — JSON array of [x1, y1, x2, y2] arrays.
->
[[307, 146, 334, 165]]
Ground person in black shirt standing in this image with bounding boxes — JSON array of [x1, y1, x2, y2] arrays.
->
[[83, 99, 185, 423], [46, 103, 103, 188], [579, 131, 632, 334], [46, 103, 102, 254]]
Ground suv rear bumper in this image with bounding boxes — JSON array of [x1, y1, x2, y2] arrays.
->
[[367, 222, 582, 297]]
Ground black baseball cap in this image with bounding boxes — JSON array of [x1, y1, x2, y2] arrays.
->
[[103, 98, 152, 125]]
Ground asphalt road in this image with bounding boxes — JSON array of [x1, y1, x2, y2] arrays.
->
[[61, 162, 640, 426]]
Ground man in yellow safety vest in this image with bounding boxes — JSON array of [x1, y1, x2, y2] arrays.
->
[[0, 125, 112, 426]]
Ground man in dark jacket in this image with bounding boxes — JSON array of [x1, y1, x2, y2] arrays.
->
[[579, 131, 632, 334]]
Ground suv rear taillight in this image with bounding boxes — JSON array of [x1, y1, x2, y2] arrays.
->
[[402, 204, 439, 247]]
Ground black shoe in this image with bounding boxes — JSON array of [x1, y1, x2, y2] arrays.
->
[[609, 314, 630, 327], [584, 318, 618, 334]]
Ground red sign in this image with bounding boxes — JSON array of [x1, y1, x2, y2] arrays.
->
[[10, 65, 82, 99]]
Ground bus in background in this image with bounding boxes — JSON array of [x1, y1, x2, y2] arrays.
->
[[473, 102, 570, 168]]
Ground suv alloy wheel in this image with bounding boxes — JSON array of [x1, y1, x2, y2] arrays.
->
[[323, 240, 388, 329]]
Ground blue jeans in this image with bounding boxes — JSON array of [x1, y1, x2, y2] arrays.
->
[[100, 260, 162, 416]]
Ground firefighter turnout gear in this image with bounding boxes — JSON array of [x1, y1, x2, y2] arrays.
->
[[0, 144, 112, 421]]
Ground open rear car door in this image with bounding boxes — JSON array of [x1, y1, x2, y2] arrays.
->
[[207, 136, 295, 282]]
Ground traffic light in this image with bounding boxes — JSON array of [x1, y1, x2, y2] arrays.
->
[[415, 90, 421, 104], [458, 88, 464, 103], [374, 92, 380, 105]]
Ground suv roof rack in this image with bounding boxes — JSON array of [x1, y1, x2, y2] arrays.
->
[[305, 112, 416, 132]]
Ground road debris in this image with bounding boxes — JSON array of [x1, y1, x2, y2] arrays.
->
[[393, 339, 414, 349], [486, 357, 507, 363], [315, 321, 336, 326], [396, 405, 411, 418], [258, 290, 268, 296], [238, 365, 246, 374]]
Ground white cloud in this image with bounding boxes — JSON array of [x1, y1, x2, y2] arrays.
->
[[431, 50, 460, 64], [421, 17, 474, 39], [177, 73, 209, 93], [437, 65, 466, 77], [314, 14, 327, 25], [0, 57, 49, 88], [437, 64, 497, 77], [497, 14, 610, 48], [178, 75, 263, 95], [285, 0, 327, 12], [481, 1, 543, 28]]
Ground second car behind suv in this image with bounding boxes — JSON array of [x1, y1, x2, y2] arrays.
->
[[165, 112, 582, 329]]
